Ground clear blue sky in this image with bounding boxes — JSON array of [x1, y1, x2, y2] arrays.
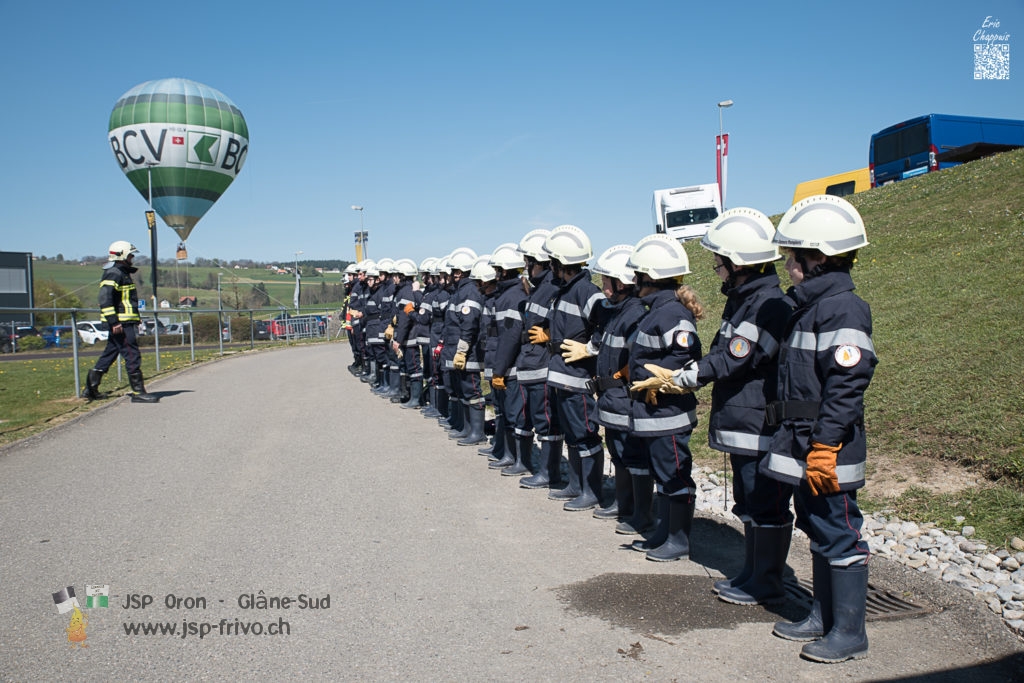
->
[[1, 1, 1020, 265]]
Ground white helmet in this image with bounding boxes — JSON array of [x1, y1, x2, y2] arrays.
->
[[517, 229, 551, 262], [490, 242, 526, 271], [701, 208, 781, 266], [543, 224, 592, 265], [108, 240, 139, 262], [419, 257, 436, 274], [448, 247, 478, 273], [433, 256, 452, 275], [375, 257, 395, 274], [470, 255, 496, 283], [356, 259, 371, 272], [344, 263, 359, 275], [592, 244, 636, 286], [364, 259, 380, 277], [773, 195, 868, 256], [392, 258, 417, 277], [628, 235, 691, 280]]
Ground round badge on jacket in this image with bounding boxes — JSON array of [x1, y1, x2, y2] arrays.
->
[[728, 336, 751, 358], [834, 345, 862, 367], [461, 305, 471, 315], [675, 330, 692, 348]]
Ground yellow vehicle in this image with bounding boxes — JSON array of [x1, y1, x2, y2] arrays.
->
[[792, 168, 870, 204]]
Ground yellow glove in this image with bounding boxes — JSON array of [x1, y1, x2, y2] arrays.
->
[[630, 364, 689, 395], [560, 339, 593, 363], [528, 325, 550, 345], [806, 442, 842, 496], [453, 350, 467, 370], [384, 324, 394, 341], [491, 376, 506, 390]]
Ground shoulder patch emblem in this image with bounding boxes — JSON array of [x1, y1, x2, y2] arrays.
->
[[461, 305, 471, 315], [834, 345, 862, 368], [675, 331, 692, 348], [728, 336, 751, 358]]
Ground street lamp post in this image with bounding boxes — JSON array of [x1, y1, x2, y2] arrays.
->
[[717, 99, 733, 210], [49, 292, 56, 326], [351, 205, 368, 260]]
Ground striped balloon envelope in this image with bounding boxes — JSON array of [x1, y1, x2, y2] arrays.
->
[[108, 78, 248, 241]]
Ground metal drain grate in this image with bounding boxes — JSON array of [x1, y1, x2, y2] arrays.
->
[[785, 578, 931, 621]]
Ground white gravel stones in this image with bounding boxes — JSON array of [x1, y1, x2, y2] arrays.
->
[[690, 466, 1024, 639]]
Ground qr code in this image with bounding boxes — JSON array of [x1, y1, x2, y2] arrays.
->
[[975, 43, 1009, 79]]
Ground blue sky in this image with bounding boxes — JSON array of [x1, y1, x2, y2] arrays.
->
[[1, 1, 1020, 265]]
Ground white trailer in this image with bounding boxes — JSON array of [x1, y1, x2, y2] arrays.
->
[[652, 184, 721, 242]]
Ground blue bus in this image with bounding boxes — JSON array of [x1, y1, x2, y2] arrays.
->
[[869, 114, 1024, 187]]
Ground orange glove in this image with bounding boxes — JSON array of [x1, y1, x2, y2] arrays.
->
[[806, 442, 842, 496], [491, 376, 506, 390], [613, 365, 629, 381], [403, 303, 415, 314], [528, 325, 550, 345]]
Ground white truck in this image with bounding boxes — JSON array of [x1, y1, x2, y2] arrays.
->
[[652, 184, 721, 241]]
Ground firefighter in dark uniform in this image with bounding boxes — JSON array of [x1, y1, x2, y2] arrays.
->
[[627, 235, 704, 562], [487, 243, 532, 476], [437, 256, 465, 433], [532, 225, 605, 511], [764, 195, 876, 663], [424, 258, 452, 420], [350, 260, 372, 381], [515, 230, 565, 491], [410, 258, 438, 410], [375, 259, 401, 399], [646, 208, 795, 603], [83, 240, 157, 403], [470, 256, 508, 466], [444, 248, 486, 445], [345, 262, 367, 375], [572, 244, 650, 529], [391, 258, 423, 406], [362, 262, 385, 389]]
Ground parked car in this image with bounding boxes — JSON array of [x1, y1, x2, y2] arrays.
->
[[138, 318, 168, 336], [41, 325, 75, 348], [77, 320, 109, 345], [253, 320, 271, 341], [166, 322, 191, 336], [14, 326, 40, 339]]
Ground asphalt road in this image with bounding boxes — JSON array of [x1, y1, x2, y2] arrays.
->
[[1, 344, 1022, 681]]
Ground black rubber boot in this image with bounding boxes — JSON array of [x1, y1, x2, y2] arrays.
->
[[645, 495, 694, 562], [361, 359, 376, 384], [430, 387, 448, 421], [714, 521, 754, 594], [457, 405, 487, 446], [502, 433, 533, 476], [381, 366, 401, 399], [718, 525, 791, 605], [83, 368, 105, 401], [391, 374, 409, 403], [800, 563, 869, 663], [521, 440, 562, 489], [400, 380, 423, 408], [774, 553, 832, 642], [616, 473, 655, 535], [594, 465, 632, 520], [632, 493, 669, 551], [128, 371, 159, 403], [481, 413, 505, 458], [564, 450, 604, 511], [347, 360, 362, 376], [488, 428, 514, 468], [371, 363, 387, 392], [448, 404, 470, 439], [422, 385, 441, 417], [548, 447, 582, 501]]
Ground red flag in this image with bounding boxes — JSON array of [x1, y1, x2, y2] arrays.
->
[[172, 136, 184, 145]]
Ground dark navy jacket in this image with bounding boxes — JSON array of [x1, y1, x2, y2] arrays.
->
[[364, 280, 385, 346], [479, 287, 498, 378], [492, 277, 528, 380], [699, 270, 791, 457], [764, 271, 875, 491], [629, 289, 702, 437], [594, 295, 647, 431], [546, 269, 604, 393], [412, 282, 435, 345], [442, 277, 484, 372], [515, 269, 559, 385], [392, 279, 422, 348]]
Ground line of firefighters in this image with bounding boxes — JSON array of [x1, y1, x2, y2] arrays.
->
[[340, 195, 876, 664]]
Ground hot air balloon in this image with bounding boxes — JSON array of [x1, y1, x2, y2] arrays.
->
[[108, 78, 248, 244]]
